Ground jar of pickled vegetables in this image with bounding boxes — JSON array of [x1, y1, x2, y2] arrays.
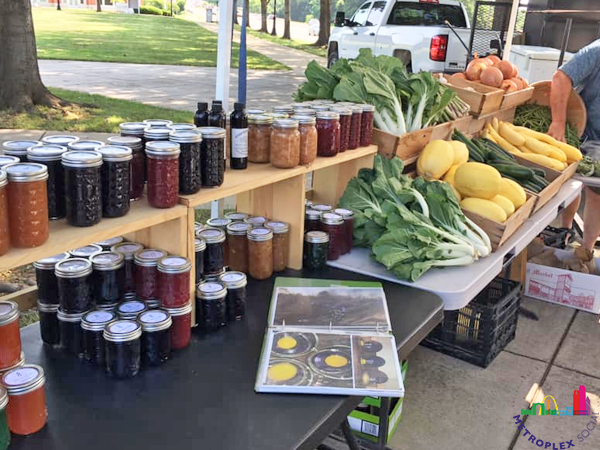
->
[[316, 112, 341, 157], [270, 119, 300, 169], [145, 141, 181, 209], [248, 115, 273, 163], [0, 170, 9, 256], [297, 116, 318, 165], [62, 151, 103, 227], [226, 222, 251, 273], [247, 228, 274, 280]]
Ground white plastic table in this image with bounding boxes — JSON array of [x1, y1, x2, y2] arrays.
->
[[573, 175, 600, 187], [328, 180, 583, 310]]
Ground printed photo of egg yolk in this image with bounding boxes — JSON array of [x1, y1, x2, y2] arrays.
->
[[324, 354, 348, 368], [277, 336, 297, 350], [268, 363, 298, 382]]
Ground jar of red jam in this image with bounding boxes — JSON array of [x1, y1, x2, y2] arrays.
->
[[117, 300, 148, 321], [360, 104, 375, 147], [5, 163, 49, 248], [320, 212, 344, 261], [197, 228, 226, 276], [90, 251, 125, 308], [334, 208, 355, 255], [305, 209, 322, 233], [111, 242, 144, 294], [163, 302, 192, 349], [134, 249, 168, 300], [2, 141, 41, 162], [103, 320, 142, 378], [330, 107, 351, 152], [0, 170, 9, 256], [138, 309, 172, 366], [348, 106, 363, 150], [196, 282, 227, 331], [0, 302, 21, 371], [157, 256, 191, 308], [226, 222, 251, 273], [316, 112, 341, 157], [0, 365, 47, 435], [107, 136, 144, 201], [145, 141, 181, 209]]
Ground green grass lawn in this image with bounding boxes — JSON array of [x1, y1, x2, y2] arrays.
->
[[33, 8, 287, 70], [236, 25, 327, 58], [0, 88, 193, 133]]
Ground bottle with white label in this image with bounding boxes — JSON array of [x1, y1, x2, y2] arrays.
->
[[230, 102, 248, 170]]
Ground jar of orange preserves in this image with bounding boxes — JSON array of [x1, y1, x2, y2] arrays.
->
[[0, 170, 9, 256], [0, 302, 21, 372]]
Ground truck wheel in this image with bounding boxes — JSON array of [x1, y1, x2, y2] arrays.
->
[[327, 49, 339, 68]]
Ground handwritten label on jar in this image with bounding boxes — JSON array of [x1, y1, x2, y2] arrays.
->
[[118, 302, 146, 313], [141, 311, 168, 323], [200, 282, 225, 294], [231, 128, 249, 158], [139, 250, 165, 260], [60, 260, 89, 271], [162, 257, 186, 266], [93, 253, 121, 264], [221, 273, 245, 283], [3, 367, 39, 386], [116, 244, 143, 254], [109, 321, 138, 334], [86, 311, 115, 323]]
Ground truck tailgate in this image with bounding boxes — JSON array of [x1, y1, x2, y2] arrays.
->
[[445, 29, 471, 72]]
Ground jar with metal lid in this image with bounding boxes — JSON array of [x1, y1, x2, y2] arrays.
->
[[62, 151, 103, 227], [170, 130, 202, 195], [90, 252, 126, 307], [360, 104, 375, 147], [41, 134, 79, 147], [334, 208, 354, 255], [157, 256, 191, 308], [95, 236, 124, 251], [0, 156, 19, 169], [34, 253, 69, 305], [145, 298, 161, 309], [247, 109, 266, 115], [107, 136, 145, 201], [311, 104, 330, 113], [303, 231, 329, 269], [296, 115, 318, 165], [145, 141, 180, 208], [168, 123, 197, 132], [320, 212, 344, 261], [196, 282, 227, 331], [316, 112, 341, 157], [0, 386, 8, 449], [163, 302, 192, 349], [226, 222, 251, 273], [134, 248, 168, 300], [330, 107, 351, 152], [37, 302, 60, 347], [348, 106, 363, 149], [144, 126, 172, 144], [248, 227, 274, 280], [219, 272, 247, 321], [69, 244, 102, 259], [26, 144, 68, 219], [81, 310, 116, 366], [197, 228, 226, 275], [111, 242, 144, 294], [273, 105, 294, 115], [194, 222, 204, 235], [248, 115, 273, 163], [0, 365, 47, 435], [198, 126, 225, 187], [120, 122, 147, 157], [293, 108, 315, 116], [5, 163, 49, 247], [244, 215, 268, 228], [2, 141, 41, 162], [55, 258, 93, 313], [311, 203, 332, 214], [194, 238, 206, 283], [224, 211, 248, 222], [305, 209, 322, 233], [207, 217, 232, 265], [143, 119, 173, 128], [138, 309, 172, 366], [266, 221, 289, 272], [96, 145, 132, 218], [0, 171, 8, 256], [203, 267, 226, 282], [67, 140, 104, 152], [57, 309, 86, 357], [270, 119, 300, 169], [103, 320, 142, 378], [117, 300, 148, 320], [0, 302, 21, 371]]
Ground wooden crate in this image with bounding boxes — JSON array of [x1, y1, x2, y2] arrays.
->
[[372, 127, 433, 161], [500, 86, 534, 110], [468, 107, 517, 137], [443, 76, 504, 116]]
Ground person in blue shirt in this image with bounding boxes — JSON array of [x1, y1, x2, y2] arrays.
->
[[550, 39, 600, 251]]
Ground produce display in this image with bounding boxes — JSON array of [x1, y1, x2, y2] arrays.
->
[[576, 156, 598, 177], [514, 104, 581, 149], [453, 55, 530, 93]]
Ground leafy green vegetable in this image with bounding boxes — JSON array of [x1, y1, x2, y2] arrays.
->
[[594, 160, 600, 178], [577, 156, 595, 177]]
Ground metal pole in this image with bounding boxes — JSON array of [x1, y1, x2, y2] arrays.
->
[[238, 0, 247, 104], [215, 0, 233, 111], [558, 18, 573, 67], [502, 0, 520, 60]]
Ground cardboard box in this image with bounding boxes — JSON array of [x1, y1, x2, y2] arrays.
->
[[525, 248, 600, 314]]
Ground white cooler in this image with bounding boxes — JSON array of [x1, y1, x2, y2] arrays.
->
[[509, 45, 574, 83]]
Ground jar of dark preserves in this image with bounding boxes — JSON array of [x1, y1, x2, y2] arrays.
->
[[107, 136, 144, 201], [81, 310, 116, 366], [96, 145, 132, 218], [320, 212, 344, 261], [226, 222, 251, 273], [206, 217, 231, 265], [138, 309, 172, 366], [334, 208, 354, 255], [194, 222, 204, 235], [145, 141, 180, 209], [57, 309, 86, 357], [0, 170, 6, 256], [2, 141, 41, 162], [248, 228, 273, 280], [244, 216, 268, 228], [203, 267, 226, 282], [170, 130, 202, 195], [330, 107, 351, 152], [104, 320, 142, 378], [143, 119, 173, 128], [194, 238, 206, 284], [348, 106, 363, 150], [111, 242, 144, 294], [196, 282, 227, 331], [55, 258, 93, 313], [62, 151, 103, 227], [90, 252, 125, 308], [145, 298, 162, 310], [311, 203, 332, 214], [198, 127, 226, 187], [157, 256, 191, 308], [0, 156, 19, 169], [197, 228, 226, 275], [120, 122, 146, 141], [303, 231, 329, 270], [69, 244, 102, 259], [95, 236, 124, 251], [316, 112, 341, 157], [26, 144, 67, 220], [218, 271, 247, 321], [168, 123, 197, 132], [41, 135, 79, 147], [265, 221, 289, 272], [305, 209, 321, 233], [37, 302, 60, 347], [360, 104, 375, 147], [248, 115, 273, 163], [117, 300, 148, 320], [270, 119, 300, 169], [144, 127, 172, 144], [224, 212, 248, 222], [67, 140, 104, 152], [134, 248, 167, 300], [163, 302, 192, 349], [33, 252, 69, 305]]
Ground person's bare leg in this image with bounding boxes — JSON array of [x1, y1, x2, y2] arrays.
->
[[582, 188, 600, 251], [560, 195, 581, 228]]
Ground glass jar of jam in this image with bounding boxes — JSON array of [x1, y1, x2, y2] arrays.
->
[[305, 209, 322, 233], [224, 212, 248, 222], [144, 126, 171, 144], [330, 107, 351, 152], [157, 256, 191, 308], [96, 236, 124, 251], [134, 249, 168, 300], [348, 106, 363, 150], [266, 221, 289, 272], [0, 302, 21, 371], [103, 320, 142, 378], [145, 141, 181, 209], [316, 112, 341, 157], [163, 302, 192, 349], [270, 119, 300, 169], [0, 171, 6, 257], [81, 310, 116, 366], [207, 217, 232, 265], [69, 244, 102, 259], [34, 253, 69, 305], [320, 212, 344, 261], [226, 222, 251, 273], [194, 222, 204, 235], [203, 267, 226, 282], [26, 144, 67, 220], [196, 282, 227, 331], [170, 130, 202, 195], [0, 365, 47, 435], [2, 141, 41, 162], [90, 252, 125, 308], [117, 300, 148, 320], [96, 145, 132, 218], [5, 163, 49, 248], [62, 151, 103, 227], [248, 115, 273, 163], [120, 122, 147, 182], [57, 309, 86, 357], [311, 203, 333, 214], [197, 228, 226, 275], [144, 119, 173, 128], [360, 104, 375, 147], [67, 140, 104, 152], [55, 258, 93, 313], [111, 242, 144, 294], [107, 136, 145, 201], [244, 215, 268, 228], [311, 104, 331, 113], [37, 302, 60, 347], [41, 135, 79, 147], [194, 238, 206, 284], [138, 309, 172, 366], [219, 271, 247, 321], [248, 227, 274, 280], [303, 231, 329, 269], [198, 127, 226, 187], [0, 156, 19, 169], [296, 115, 318, 165], [334, 208, 354, 255]]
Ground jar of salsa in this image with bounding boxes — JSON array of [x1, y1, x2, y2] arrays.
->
[[194, 238, 205, 283], [26, 144, 67, 220], [248, 115, 273, 163], [297, 116, 318, 165], [348, 106, 363, 150], [2, 141, 41, 162], [117, 300, 148, 320], [334, 208, 354, 255], [157, 256, 191, 308], [81, 310, 117, 366], [265, 221, 289, 272], [330, 107, 351, 152], [67, 140, 104, 152], [198, 127, 226, 187], [0, 365, 47, 435], [145, 141, 180, 209], [144, 119, 173, 128], [103, 320, 142, 378], [320, 212, 344, 261], [90, 252, 125, 308], [96, 145, 132, 218], [360, 104, 375, 147], [37, 302, 60, 347], [41, 135, 79, 147], [69, 244, 102, 259], [303, 231, 329, 270], [224, 212, 248, 222], [305, 209, 322, 233], [55, 258, 93, 313], [163, 302, 192, 349], [62, 151, 103, 227], [0, 170, 9, 256], [219, 271, 247, 321], [95, 236, 124, 251], [316, 112, 341, 157], [0, 302, 21, 371], [170, 130, 202, 195], [111, 242, 144, 294], [226, 222, 251, 273], [207, 217, 232, 265], [270, 119, 300, 169], [138, 309, 172, 366], [34, 253, 69, 305], [57, 309, 86, 357], [244, 215, 269, 228], [247, 228, 273, 280], [134, 249, 168, 300], [107, 136, 144, 201], [197, 228, 226, 275], [5, 163, 49, 248], [196, 282, 227, 331]]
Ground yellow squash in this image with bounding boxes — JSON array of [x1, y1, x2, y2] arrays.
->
[[499, 122, 526, 146], [491, 195, 516, 217], [442, 164, 461, 186], [500, 178, 527, 208], [416, 140, 454, 180], [448, 141, 469, 165], [486, 124, 520, 154], [460, 198, 508, 223], [518, 153, 566, 171], [524, 138, 552, 157], [513, 126, 582, 162], [454, 162, 502, 200]]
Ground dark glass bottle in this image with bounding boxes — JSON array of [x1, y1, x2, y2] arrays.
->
[[34, 252, 69, 305], [208, 101, 227, 173], [81, 310, 117, 366], [38, 302, 60, 347], [230, 102, 248, 170], [26, 144, 68, 220], [55, 258, 93, 313], [138, 310, 172, 367], [170, 130, 202, 195], [194, 102, 209, 127], [103, 320, 142, 379], [90, 252, 125, 308], [62, 151, 103, 227], [198, 127, 225, 187], [96, 145, 132, 218]]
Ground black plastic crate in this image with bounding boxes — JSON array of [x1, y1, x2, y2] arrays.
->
[[422, 277, 521, 368], [539, 226, 574, 249]]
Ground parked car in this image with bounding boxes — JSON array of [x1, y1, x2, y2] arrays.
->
[[308, 18, 320, 36]]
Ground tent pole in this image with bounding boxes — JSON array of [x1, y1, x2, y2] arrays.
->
[[215, 0, 234, 110], [503, 0, 520, 60]]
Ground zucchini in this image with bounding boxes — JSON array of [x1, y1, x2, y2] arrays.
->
[[531, 168, 546, 178], [533, 174, 550, 187], [482, 139, 517, 162], [488, 163, 536, 181]]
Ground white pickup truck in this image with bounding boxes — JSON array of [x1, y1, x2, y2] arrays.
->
[[328, 0, 496, 73]]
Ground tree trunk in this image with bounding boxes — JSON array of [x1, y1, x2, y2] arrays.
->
[[0, 0, 62, 111], [245, 0, 250, 27], [57, 0, 61, 11], [270, 0, 277, 36], [96, 0, 102, 13], [260, 0, 268, 32], [315, 0, 330, 46], [283, 0, 291, 39]]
